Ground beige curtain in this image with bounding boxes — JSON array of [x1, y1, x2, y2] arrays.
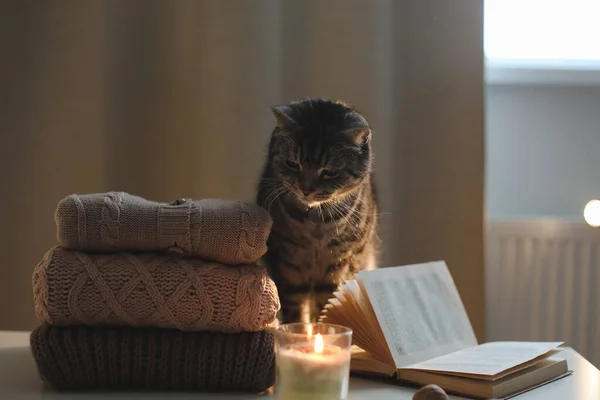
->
[[1, 0, 485, 341]]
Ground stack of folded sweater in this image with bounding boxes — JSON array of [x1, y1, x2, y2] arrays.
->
[[30, 192, 280, 392]]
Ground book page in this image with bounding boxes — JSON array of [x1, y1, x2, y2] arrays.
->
[[404, 341, 564, 379], [357, 261, 478, 368], [320, 280, 394, 365]]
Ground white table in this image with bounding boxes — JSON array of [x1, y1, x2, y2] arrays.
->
[[1, 331, 598, 400]]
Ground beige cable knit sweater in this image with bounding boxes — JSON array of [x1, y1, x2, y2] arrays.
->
[[55, 192, 272, 265], [33, 247, 280, 333]]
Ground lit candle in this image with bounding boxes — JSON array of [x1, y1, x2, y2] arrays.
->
[[275, 323, 352, 400]]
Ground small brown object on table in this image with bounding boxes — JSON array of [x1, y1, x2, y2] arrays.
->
[[412, 384, 450, 400]]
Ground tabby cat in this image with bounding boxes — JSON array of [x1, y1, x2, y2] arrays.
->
[[256, 98, 379, 323]]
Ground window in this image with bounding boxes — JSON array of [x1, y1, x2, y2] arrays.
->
[[484, 0, 600, 84]]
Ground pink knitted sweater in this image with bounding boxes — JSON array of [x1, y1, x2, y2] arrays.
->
[[33, 247, 280, 333]]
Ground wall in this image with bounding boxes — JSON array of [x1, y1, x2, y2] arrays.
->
[[486, 83, 600, 218]]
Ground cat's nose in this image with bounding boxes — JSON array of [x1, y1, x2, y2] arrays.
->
[[302, 189, 313, 197]]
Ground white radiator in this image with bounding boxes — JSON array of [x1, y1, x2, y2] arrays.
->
[[486, 218, 600, 368]]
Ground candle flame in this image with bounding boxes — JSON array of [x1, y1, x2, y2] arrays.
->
[[314, 333, 324, 353], [307, 324, 313, 339]]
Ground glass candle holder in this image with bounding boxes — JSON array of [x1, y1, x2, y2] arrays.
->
[[274, 322, 353, 400]]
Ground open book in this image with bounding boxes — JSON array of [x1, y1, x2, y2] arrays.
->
[[319, 261, 571, 399]]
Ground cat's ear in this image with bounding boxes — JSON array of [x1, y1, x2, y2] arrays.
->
[[343, 127, 371, 145], [270, 105, 296, 128]]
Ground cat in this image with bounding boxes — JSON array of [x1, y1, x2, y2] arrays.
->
[[256, 98, 379, 324]]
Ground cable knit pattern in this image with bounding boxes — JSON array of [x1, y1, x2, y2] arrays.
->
[[33, 247, 280, 333], [99, 192, 123, 246], [30, 324, 276, 392], [55, 192, 272, 264]]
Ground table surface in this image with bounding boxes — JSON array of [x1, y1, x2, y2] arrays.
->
[[1, 330, 598, 400]]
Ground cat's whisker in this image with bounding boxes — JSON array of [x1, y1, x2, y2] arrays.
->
[[331, 203, 360, 237], [325, 204, 340, 237], [344, 207, 363, 220], [344, 202, 382, 243], [330, 202, 347, 220], [259, 184, 280, 194], [259, 182, 283, 199], [329, 202, 342, 219], [262, 184, 276, 201], [334, 200, 362, 220], [333, 202, 365, 239], [259, 181, 282, 190], [260, 177, 281, 183], [267, 186, 288, 212], [263, 185, 287, 212], [265, 179, 280, 186], [268, 190, 287, 212], [318, 204, 325, 223], [368, 208, 384, 243]]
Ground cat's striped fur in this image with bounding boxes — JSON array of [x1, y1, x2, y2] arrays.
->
[[256, 98, 379, 323]]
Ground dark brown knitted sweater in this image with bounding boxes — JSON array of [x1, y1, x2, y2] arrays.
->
[[30, 324, 275, 392]]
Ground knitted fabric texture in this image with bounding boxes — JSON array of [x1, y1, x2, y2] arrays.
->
[[30, 324, 275, 392], [55, 192, 272, 265], [32, 247, 280, 333]]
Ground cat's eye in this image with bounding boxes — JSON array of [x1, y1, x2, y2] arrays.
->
[[285, 160, 300, 171], [321, 169, 339, 179]]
